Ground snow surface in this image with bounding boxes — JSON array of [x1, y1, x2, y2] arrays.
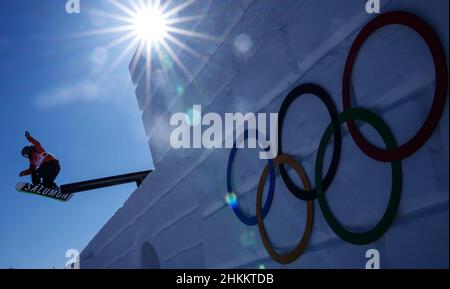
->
[[81, 0, 449, 268]]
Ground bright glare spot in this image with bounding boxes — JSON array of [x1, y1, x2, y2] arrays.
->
[[234, 33, 253, 54], [226, 192, 238, 208], [185, 107, 202, 127], [80, 82, 99, 99], [239, 230, 256, 247], [133, 8, 168, 43], [161, 52, 173, 69], [176, 85, 184, 96], [258, 264, 266, 269], [91, 47, 108, 65]]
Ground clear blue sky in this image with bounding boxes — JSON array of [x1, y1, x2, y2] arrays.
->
[[0, 0, 153, 268]]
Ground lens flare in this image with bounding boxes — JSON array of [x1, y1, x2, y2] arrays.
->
[[225, 192, 238, 209], [185, 107, 202, 127]]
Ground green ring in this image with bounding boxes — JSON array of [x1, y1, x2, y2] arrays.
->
[[315, 108, 402, 245]]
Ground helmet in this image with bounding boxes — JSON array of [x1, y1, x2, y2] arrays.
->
[[21, 146, 35, 158]]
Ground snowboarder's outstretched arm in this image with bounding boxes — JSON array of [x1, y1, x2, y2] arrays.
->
[[19, 131, 42, 177], [25, 131, 44, 153]]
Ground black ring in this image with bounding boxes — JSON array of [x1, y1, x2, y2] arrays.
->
[[278, 83, 342, 201]]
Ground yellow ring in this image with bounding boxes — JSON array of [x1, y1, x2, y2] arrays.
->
[[256, 154, 314, 264]]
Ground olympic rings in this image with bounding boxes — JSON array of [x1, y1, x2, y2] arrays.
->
[[278, 83, 342, 201], [256, 154, 314, 264], [315, 108, 402, 245], [342, 11, 449, 162], [225, 11, 448, 265], [227, 130, 276, 226]]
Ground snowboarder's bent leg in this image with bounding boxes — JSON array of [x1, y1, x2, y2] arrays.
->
[[31, 171, 41, 186], [39, 160, 61, 189]]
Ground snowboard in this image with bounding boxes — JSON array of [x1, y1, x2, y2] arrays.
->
[[16, 182, 73, 202]]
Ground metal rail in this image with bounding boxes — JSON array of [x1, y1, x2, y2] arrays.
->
[[60, 170, 152, 194]]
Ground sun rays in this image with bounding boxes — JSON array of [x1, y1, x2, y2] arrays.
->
[[75, 0, 217, 96]]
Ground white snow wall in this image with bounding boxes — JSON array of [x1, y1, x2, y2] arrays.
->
[[81, 0, 449, 269]]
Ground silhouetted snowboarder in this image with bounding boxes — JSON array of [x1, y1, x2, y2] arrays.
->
[[19, 131, 60, 190]]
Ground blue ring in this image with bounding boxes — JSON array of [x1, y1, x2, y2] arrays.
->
[[226, 130, 276, 226]]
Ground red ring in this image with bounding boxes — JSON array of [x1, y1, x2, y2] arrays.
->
[[342, 11, 448, 162]]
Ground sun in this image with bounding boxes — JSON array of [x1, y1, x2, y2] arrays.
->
[[74, 0, 217, 89], [132, 7, 168, 43]]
